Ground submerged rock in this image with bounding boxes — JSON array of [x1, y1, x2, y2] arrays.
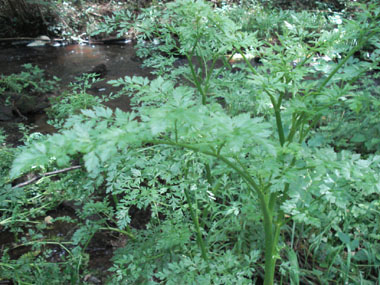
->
[[37, 35, 50, 41], [27, 35, 50, 47], [1, 92, 49, 120], [89, 63, 107, 78], [27, 40, 47, 47], [14, 94, 49, 114], [0, 105, 14, 121]]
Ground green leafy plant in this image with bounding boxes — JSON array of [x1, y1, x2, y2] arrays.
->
[[0, 64, 59, 119], [47, 73, 111, 128], [7, 1, 380, 284], [0, 64, 58, 96], [0, 129, 14, 188]]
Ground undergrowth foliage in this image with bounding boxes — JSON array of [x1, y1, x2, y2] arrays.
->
[[3, 0, 380, 284], [47, 73, 113, 128]]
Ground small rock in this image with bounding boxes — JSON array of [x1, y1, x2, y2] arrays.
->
[[27, 40, 47, 47], [89, 63, 107, 78], [14, 95, 38, 114], [9, 93, 49, 115], [27, 35, 50, 47], [36, 35, 50, 41], [84, 274, 101, 284], [44, 216, 53, 224]]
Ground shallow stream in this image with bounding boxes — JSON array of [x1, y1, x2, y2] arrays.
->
[[0, 42, 151, 136]]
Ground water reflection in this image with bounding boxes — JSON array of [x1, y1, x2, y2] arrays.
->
[[0, 43, 150, 85], [0, 43, 152, 134]]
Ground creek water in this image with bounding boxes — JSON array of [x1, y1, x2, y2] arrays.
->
[[0, 42, 150, 82], [0, 42, 152, 136]]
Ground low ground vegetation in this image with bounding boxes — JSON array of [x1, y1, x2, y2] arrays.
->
[[1, 0, 380, 284]]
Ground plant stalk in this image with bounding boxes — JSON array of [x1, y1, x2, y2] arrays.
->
[[184, 187, 208, 261]]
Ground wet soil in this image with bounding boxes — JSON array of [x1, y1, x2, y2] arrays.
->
[[0, 204, 119, 284]]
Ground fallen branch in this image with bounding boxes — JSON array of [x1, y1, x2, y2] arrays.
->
[[0, 37, 36, 41], [11, 102, 27, 121], [0, 37, 65, 42], [88, 11, 103, 18], [12, 165, 82, 189]]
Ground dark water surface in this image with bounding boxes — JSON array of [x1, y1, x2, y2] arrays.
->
[[0, 43, 151, 134], [0, 43, 149, 82]]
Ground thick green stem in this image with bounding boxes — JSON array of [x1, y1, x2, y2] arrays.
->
[[205, 162, 213, 185], [316, 30, 374, 93], [264, 214, 284, 284], [263, 212, 275, 285], [236, 47, 259, 76], [99, 226, 136, 240], [112, 194, 118, 207], [184, 187, 208, 261], [185, 33, 209, 105], [286, 113, 304, 144], [203, 56, 218, 95], [266, 90, 285, 146], [149, 140, 277, 282], [187, 53, 207, 105], [297, 29, 378, 141], [149, 141, 271, 227]]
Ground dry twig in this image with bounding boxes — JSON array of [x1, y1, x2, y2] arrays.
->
[[12, 165, 82, 189]]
